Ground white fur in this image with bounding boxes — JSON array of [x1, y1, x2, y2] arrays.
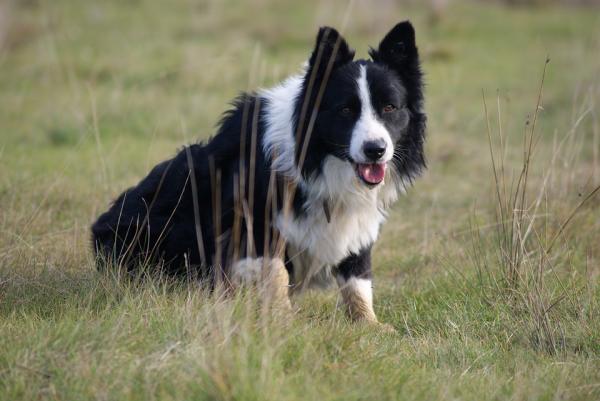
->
[[261, 74, 303, 182], [277, 156, 387, 282], [336, 276, 374, 309], [349, 65, 394, 164], [230, 257, 263, 285]]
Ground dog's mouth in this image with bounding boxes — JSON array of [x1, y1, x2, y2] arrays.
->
[[354, 162, 387, 186]]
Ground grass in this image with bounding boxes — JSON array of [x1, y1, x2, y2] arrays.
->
[[1, 0, 600, 400]]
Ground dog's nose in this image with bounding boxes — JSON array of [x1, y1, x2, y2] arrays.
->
[[363, 140, 387, 161]]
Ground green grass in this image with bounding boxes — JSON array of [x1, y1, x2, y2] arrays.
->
[[1, 0, 600, 400]]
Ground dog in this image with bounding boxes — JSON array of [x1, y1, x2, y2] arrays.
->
[[91, 21, 425, 324]]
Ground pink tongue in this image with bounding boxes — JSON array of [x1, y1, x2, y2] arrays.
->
[[357, 163, 386, 184]]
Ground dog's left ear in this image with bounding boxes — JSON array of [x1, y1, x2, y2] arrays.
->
[[370, 21, 422, 107], [372, 22, 426, 178], [369, 21, 418, 69]]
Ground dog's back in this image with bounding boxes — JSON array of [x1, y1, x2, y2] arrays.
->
[[92, 146, 202, 274], [91, 95, 275, 276]]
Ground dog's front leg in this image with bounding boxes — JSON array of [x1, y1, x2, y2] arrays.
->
[[335, 248, 378, 323]]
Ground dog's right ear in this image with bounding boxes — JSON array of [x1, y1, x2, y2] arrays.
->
[[306, 27, 355, 78]]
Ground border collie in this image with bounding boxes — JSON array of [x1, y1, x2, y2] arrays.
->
[[92, 21, 425, 324]]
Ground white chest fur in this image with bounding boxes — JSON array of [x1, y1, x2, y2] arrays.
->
[[276, 157, 397, 282]]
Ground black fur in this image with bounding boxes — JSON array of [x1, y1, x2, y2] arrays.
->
[[336, 246, 373, 281]]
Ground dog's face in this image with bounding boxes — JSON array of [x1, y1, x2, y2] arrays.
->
[[295, 22, 425, 189]]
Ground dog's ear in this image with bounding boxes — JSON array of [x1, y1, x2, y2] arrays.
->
[[369, 21, 419, 76], [370, 21, 423, 110], [372, 22, 426, 179], [307, 26, 354, 76]]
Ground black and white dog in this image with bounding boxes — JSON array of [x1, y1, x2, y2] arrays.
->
[[92, 21, 425, 324]]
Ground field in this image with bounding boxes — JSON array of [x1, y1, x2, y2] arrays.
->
[[1, 0, 599, 400]]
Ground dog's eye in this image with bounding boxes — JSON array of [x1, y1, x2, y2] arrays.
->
[[382, 104, 397, 113], [340, 106, 352, 116]]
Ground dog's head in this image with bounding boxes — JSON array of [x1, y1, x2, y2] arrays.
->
[[294, 22, 425, 191]]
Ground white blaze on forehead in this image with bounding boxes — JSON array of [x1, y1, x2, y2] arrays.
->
[[349, 65, 394, 163]]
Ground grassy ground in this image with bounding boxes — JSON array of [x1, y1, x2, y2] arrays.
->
[[1, 0, 599, 400]]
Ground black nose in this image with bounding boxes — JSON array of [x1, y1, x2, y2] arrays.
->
[[363, 140, 387, 161]]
